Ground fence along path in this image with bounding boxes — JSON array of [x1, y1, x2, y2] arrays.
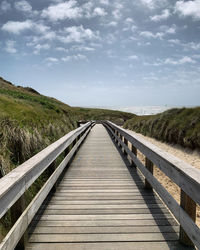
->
[[26, 124, 189, 250]]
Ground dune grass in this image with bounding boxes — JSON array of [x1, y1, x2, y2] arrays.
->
[[124, 107, 200, 150]]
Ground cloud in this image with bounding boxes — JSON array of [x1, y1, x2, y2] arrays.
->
[[41, 0, 82, 21], [61, 54, 87, 62], [127, 55, 138, 60], [139, 0, 167, 9], [0, 0, 11, 12], [160, 24, 176, 34], [2, 20, 33, 34], [33, 43, 50, 54], [112, 3, 123, 19], [164, 56, 196, 65], [15, 0, 32, 13], [175, 0, 200, 20], [168, 39, 181, 45], [5, 40, 17, 53], [140, 25, 176, 39], [100, 0, 109, 5], [46, 57, 58, 62], [140, 31, 164, 39], [58, 25, 99, 43], [150, 9, 170, 21], [71, 45, 95, 51], [93, 7, 107, 17]]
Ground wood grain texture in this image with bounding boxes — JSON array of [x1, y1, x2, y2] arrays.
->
[[26, 125, 183, 250]]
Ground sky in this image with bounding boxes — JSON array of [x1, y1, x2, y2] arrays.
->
[[0, 0, 200, 108]]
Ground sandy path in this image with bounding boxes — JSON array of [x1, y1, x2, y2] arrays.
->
[[126, 129, 200, 226]]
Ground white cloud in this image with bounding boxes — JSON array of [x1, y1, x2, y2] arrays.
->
[[33, 43, 50, 54], [56, 47, 69, 52], [15, 0, 32, 13], [46, 57, 59, 62], [71, 45, 95, 51], [175, 0, 200, 20], [164, 56, 196, 65], [150, 9, 170, 21], [140, 31, 164, 39], [0, 0, 11, 12], [168, 39, 181, 45], [140, 25, 176, 39], [2, 20, 33, 34], [61, 54, 87, 62], [100, 0, 109, 5], [93, 7, 107, 16], [41, 0, 82, 21], [160, 24, 176, 34], [128, 55, 138, 60], [58, 25, 99, 43], [112, 3, 123, 19], [139, 0, 167, 9], [5, 40, 17, 53]]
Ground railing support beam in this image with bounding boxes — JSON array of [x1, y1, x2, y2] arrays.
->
[[10, 195, 27, 250], [144, 157, 153, 189], [131, 144, 137, 168], [179, 190, 196, 246]]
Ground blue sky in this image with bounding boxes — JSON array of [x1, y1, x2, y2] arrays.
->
[[0, 0, 200, 108]]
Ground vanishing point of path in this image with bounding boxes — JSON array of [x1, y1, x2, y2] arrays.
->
[[26, 124, 188, 250]]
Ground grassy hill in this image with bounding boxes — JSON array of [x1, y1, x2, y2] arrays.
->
[[0, 76, 135, 239], [124, 107, 200, 150], [0, 76, 135, 175]]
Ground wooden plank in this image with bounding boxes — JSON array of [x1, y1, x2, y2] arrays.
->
[[25, 242, 192, 250], [31, 218, 178, 227], [29, 232, 179, 242], [37, 213, 174, 221], [39, 208, 170, 215], [46, 199, 163, 205], [42, 203, 166, 209], [30, 225, 179, 234]]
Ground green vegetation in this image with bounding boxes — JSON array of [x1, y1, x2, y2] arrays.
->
[[0, 76, 134, 174], [124, 107, 200, 150], [0, 76, 134, 239]]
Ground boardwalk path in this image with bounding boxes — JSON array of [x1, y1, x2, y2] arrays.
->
[[26, 124, 186, 250]]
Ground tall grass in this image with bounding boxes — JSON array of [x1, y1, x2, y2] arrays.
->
[[124, 107, 200, 150]]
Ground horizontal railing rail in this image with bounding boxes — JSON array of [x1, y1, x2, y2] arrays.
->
[[0, 121, 94, 250], [103, 121, 200, 249]]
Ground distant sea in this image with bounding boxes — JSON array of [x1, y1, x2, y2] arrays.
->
[[116, 106, 173, 116]]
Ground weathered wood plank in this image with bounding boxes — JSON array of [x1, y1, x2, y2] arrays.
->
[[30, 225, 179, 234], [25, 242, 193, 250], [31, 218, 178, 227], [29, 232, 179, 242]]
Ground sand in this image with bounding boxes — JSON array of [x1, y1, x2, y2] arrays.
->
[[126, 129, 200, 226]]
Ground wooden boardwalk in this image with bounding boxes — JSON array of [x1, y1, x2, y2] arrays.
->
[[26, 124, 189, 250]]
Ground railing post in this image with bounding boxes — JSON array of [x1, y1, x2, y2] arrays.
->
[[48, 160, 57, 192], [123, 137, 128, 157], [131, 144, 137, 168], [10, 194, 27, 249], [179, 190, 196, 246], [119, 134, 123, 148], [144, 157, 153, 189], [116, 131, 119, 146]]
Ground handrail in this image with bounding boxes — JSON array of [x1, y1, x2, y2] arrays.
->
[[103, 121, 200, 249], [0, 121, 94, 249]]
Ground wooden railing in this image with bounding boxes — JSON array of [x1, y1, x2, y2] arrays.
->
[[103, 121, 200, 249], [0, 121, 94, 250]]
